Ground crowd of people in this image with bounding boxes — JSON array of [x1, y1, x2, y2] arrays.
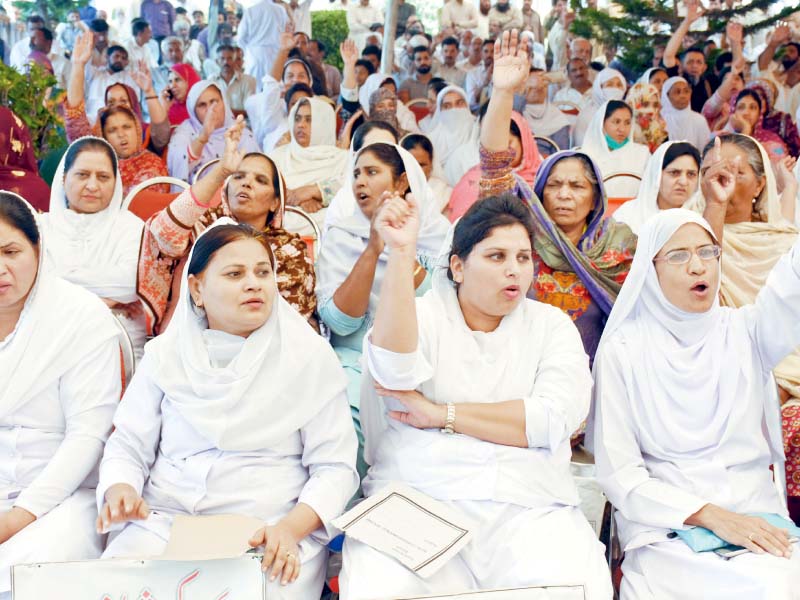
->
[[3, 0, 800, 598]]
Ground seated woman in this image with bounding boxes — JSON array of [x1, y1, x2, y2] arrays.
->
[[724, 87, 797, 163], [269, 97, 349, 234], [358, 73, 420, 134], [0, 192, 120, 599], [592, 205, 800, 599], [426, 86, 479, 186], [448, 111, 542, 222], [65, 31, 170, 153], [637, 66, 668, 93], [478, 33, 636, 365], [746, 79, 800, 160], [163, 63, 202, 126], [522, 68, 571, 153], [703, 66, 745, 132], [661, 77, 711, 152], [625, 82, 668, 153], [98, 221, 358, 600], [0, 107, 51, 212], [167, 81, 260, 183], [139, 119, 316, 335], [316, 142, 449, 477], [400, 133, 452, 214], [581, 100, 651, 199], [614, 141, 701, 234], [687, 134, 800, 524], [573, 67, 627, 146], [41, 137, 146, 358], [339, 189, 612, 597]]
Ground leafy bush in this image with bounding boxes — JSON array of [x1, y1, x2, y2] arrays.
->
[[311, 10, 348, 71]]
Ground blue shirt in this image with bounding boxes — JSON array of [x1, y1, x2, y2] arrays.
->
[[140, 0, 176, 38]]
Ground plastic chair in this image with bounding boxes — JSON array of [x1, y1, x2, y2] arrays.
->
[[192, 158, 220, 184], [406, 98, 431, 123], [112, 314, 135, 394], [534, 135, 560, 158], [122, 177, 190, 220], [603, 172, 642, 217], [284, 205, 321, 262], [556, 100, 581, 116]]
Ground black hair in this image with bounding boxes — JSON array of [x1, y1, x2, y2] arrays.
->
[[224, 152, 282, 209], [734, 88, 763, 113], [0, 192, 40, 247], [680, 46, 705, 61], [293, 31, 310, 41], [26, 15, 45, 26], [90, 19, 109, 33], [352, 121, 399, 152], [647, 67, 666, 81], [188, 223, 275, 279], [428, 78, 449, 97], [714, 51, 732, 73], [176, 6, 188, 14], [603, 99, 632, 121], [107, 44, 128, 57], [509, 117, 521, 140], [717, 66, 744, 84], [216, 43, 236, 55], [355, 58, 376, 75], [442, 36, 459, 48], [362, 44, 381, 59], [400, 133, 434, 159], [132, 19, 150, 37], [447, 194, 535, 283], [217, 23, 234, 35], [412, 45, 430, 59], [482, 38, 495, 48], [787, 41, 800, 55], [311, 38, 326, 55], [99, 105, 138, 135], [284, 82, 313, 111], [39, 27, 53, 42], [64, 138, 118, 177], [661, 142, 700, 171], [356, 143, 406, 186]]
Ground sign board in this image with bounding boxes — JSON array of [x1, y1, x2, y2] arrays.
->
[[12, 554, 265, 600]]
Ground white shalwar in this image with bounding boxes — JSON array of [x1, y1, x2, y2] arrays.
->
[[0, 195, 121, 599], [98, 218, 358, 600], [237, 0, 290, 91], [591, 209, 800, 600], [340, 274, 612, 598]]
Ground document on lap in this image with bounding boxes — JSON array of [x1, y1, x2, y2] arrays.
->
[[332, 483, 476, 579]]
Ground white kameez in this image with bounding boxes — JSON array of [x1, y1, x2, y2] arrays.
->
[[237, 0, 289, 91], [591, 209, 800, 600], [98, 219, 358, 599], [340, 254, 612, 598], [0, 195, 120, 597]]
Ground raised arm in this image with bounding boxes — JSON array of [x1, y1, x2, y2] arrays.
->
[[700, 136, 737, 243], [270, 25, 296, 84], [775, 156, 798, 223], [67, 31, 92, 108], [340, 38, 359, 95], [663, 0, 701, 69], [758, 25, 791, 72], [130, 60, 168, 134]]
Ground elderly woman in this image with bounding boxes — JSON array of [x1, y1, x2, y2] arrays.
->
[[592, 203, 800, 598], [478, 33, 636, 365], [163, 63, 201, 126], [625, 82, 668, 152], [139, 118, 316, 336], [269, 97, 349, 233], [0, 192, 120, 599], [41, 137, 146, 358], [98, 221, 358, 600]]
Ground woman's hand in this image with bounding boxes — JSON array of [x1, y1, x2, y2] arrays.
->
[[701, 136, 737, 207], [375, 192, 420, 251], [219, 116, 245, 176], [71, 31, 93, 66], [96, 483, 150, 533], [774, 155, 798, 195], [338, 108, 364, 149], [687, 504, 793, 558], [492, 30, 530, 94], [340, 38, 359, 67], [375, 385, 446, 430], [131, 59, 155, 96], [202, 101, 224, 141], [0, 507, 36, 545], [726, 21, 743, 46], [159, 86, 175, 111], [248, 522, 301, 585]]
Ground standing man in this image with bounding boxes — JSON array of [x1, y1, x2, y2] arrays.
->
[[436, 36, 466, 88], [347, 0, 383, 52], [399, 45, 434, 102], [285, 0, 313, 36], [238, 0, 289, 91], [127, 20, 157, 72], [210, 44, 256, 117], [31, 27, 70, 89], [59, 10, 86, 56], [140, 0, 176, 62], [488, 0, 523, 33], [465, 38, 493, 111], [521, 0, 544, 43], [440, 0, 477, 34], [10, 15, 44, 71]]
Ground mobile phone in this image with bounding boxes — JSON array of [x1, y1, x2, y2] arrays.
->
[[714, 537, 799, 560]]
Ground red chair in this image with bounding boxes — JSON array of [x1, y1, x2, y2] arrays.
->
[[122, 177, 190, 221], [603, 172, 643, 217], [284, 205, 321, 262], [406, 98, 431, 123]]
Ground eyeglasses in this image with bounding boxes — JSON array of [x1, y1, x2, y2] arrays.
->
[[653, 244, 721, 265]]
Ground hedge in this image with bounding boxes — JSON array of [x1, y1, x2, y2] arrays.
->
[[311, 10, 349, 71]]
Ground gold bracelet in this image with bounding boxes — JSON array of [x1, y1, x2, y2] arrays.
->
[[413, 263, 424, 278]]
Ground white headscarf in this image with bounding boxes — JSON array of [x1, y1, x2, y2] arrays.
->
[[637, 67, 665, 86], [581, 99, 636, 160], [168, 80, 259, 181], [596, 208, 749, 454], [426, 86, 478, 185], [269, 97, 348, 190], [591, 68, 627, 106], [660, 76, 711, 151], [317, 143, 450, 313], [145, 218, 348, 451], [523, 98, 571, 139], [0, 192, 119, 419], [42, 137, 144, 300]]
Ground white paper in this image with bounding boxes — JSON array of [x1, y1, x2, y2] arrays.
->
[[160, 514, 265, 560], [332, 484, 475, 578], [394, 586, 586, 599]]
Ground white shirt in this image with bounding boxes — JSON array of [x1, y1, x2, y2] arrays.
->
[[464, 64, 489, 110], [436, 63, 467, 88], [9, 37, 30, 71], [286, 0, 313, 36], [346, 3, 383, 51], [440, 0, 479, 30], [211, 72, 257, 113], [84, 69, 140, 125]]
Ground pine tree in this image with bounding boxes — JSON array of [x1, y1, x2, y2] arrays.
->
[[571, 0, 800, 75], [12, 0, 90, 23]]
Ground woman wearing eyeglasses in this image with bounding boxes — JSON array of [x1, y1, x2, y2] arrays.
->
[[591, 143, 800, 599]]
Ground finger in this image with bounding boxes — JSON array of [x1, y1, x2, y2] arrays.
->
[[752, 531, 789, 557], [291, 556, 301, 583], [713, 135, 721, 163], [135, 499, 150, 520], [270, 544, 288, 582], [249, 527, 266, 548], [281, 549, 297, 585], [97, 504, 111, 532], [762, 522, 792, 543], [388, 410, 412, 423], [263, 535, 279, 571]]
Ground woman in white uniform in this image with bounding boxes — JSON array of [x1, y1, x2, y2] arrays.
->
[[0, 192, 120, 599], [96, 221, 358, 598], [338, 103, 612, 597], [42, 137, 146, 359], [592, 166, 800, 598]]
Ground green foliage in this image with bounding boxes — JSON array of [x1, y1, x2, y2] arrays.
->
[[12, 0, 89, 23], [0, 62, 66, 160], [312, 10, 349, 71], [571, 0, 800, 75]]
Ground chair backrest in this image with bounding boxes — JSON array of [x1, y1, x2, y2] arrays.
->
[[122, 177, 190, 220], [192, 158, 220, 184], [556, 100, 581, 116], [603, 171, 643, 217], [534, 135, 560, 158], [406, 98, 431, 123], [111, 314, 135, 395], [284, 205, 321, 262]]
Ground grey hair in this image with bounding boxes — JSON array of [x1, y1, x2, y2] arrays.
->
[[161, 35, 183, 55], [702, 133, 767, 221]]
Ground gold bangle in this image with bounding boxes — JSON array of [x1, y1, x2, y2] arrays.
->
[[413, 263, 424, 278]]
